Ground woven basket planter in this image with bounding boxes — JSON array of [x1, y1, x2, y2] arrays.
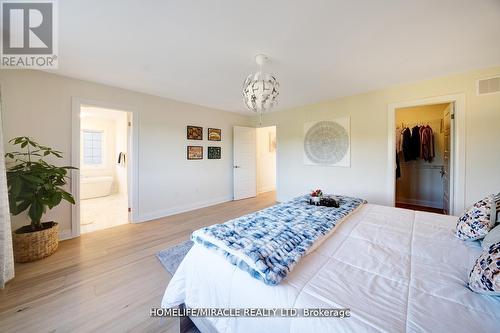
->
[[13, 222, 59, 263]]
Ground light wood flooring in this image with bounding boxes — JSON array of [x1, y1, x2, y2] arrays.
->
[[395, 202, 445, 214], [0, 191, 277, 333]]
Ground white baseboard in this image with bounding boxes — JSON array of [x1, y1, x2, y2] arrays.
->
[[136, 195, 233, 223], [59, 229, 73, 241], [396, 197, 443, 209]]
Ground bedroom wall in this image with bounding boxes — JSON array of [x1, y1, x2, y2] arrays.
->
[[395, 104, 447, 208], [0, 70, 250, 238], [255, 66, 500, 211]]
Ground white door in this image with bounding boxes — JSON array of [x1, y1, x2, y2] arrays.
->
[[233, 126, 256, 200], [442, 103, 453, 214]]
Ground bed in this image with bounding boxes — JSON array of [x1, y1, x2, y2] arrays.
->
[[161, 203, 500, 333]]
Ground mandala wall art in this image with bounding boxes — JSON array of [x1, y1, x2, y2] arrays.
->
[[303, 117, 350, 167]]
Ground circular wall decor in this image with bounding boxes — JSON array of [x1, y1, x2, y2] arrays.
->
[[304, 121, 349, 165]]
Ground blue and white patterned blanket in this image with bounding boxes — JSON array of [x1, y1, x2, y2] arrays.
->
[[192, 195, 366, 286]]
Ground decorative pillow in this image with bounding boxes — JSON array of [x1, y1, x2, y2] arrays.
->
[[482, 224, 500, 250], [495, 193, 500, 223], [455, 195, 496, 241], [468, 242, 500, 295]]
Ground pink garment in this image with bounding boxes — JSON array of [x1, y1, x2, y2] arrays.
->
[[396, 127, 404, 153], [420, 125, 434, 162]]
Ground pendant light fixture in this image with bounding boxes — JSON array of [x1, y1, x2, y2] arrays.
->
[[242, 54, 280, 124]]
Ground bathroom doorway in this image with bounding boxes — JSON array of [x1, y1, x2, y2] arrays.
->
[[256, 126, 277, 196], [71, 102, 134, 235]]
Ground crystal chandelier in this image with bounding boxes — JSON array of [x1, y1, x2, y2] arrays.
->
[[242, 54, 280, 124]]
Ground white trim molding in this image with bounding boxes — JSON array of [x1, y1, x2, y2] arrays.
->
[[136, 195, 233, 223], [59, 229, 73, 241], [71, 98, 140, 238], [387, 93, 466, 215]]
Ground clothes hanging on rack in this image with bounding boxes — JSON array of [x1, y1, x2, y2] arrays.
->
[[395, 150, 401, 179], [396, 127, 403, 153], [402, 127, 412, 161], [395, 127, 403, 179], [420, 126, 435, 162], [398, 123, 435, 163], [410, 126, 421, 160]]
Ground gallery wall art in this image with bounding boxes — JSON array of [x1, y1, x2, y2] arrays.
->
[[303, 117, 350, 167], [208, 128, 221, 141], [187, 146, 203, 160], [187, 126, 203, 140], [208, 146, 221, 159], [186, 126, 222, 160]]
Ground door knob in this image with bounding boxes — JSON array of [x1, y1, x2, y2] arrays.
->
[[234, 165, 241, 169]]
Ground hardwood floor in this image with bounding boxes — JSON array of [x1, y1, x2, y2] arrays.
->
[[395, 202, 445, 214], [0, 191, 277, 333]]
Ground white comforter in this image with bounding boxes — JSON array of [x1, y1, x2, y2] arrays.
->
[[161, 204, 500, 333]]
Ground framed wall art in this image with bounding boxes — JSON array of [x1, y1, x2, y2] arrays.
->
[[187, 126, 203, 140], [208, 128, 221, 141], [207, 146, 221, 159], [303, 117, 351, 167], [187, 146, 203, 160]]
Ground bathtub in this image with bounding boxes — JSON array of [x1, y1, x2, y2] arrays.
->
[[80, 176, 114, 199]]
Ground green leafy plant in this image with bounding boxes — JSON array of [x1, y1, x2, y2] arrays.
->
[[5, 137, 76, 231]]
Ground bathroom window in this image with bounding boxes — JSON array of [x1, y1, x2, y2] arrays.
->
[[82, 130, 103, 166]]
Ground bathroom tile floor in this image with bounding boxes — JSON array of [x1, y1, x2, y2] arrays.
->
[[81, 193, 129, 233]]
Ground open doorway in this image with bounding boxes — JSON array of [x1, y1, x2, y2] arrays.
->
[[78, 106, 131, 233], [394, 103, 452, 214], [233, 126, 276, 200], [256, 126, 276, 195]]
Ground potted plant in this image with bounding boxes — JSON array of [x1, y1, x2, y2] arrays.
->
[[310, 189, 323, 205], [5, 137, 76, 263]]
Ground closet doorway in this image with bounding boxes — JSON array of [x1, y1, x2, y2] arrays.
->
[[394, 103, 453, 214]]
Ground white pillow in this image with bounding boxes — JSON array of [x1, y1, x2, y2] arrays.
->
[[495, 193, 500, 223], [455, 195, 496, 241], [468, 242, 500, 296], [482, 224, 500, 251]]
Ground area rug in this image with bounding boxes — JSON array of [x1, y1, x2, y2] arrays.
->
[[156, 240, 200, 333], [156, 240, 194, 275]]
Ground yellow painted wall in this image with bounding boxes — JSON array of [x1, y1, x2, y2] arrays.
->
[[256, 66, 500, 211]]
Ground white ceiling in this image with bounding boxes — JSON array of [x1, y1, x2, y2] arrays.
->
[[55, 0, 500, 114]]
